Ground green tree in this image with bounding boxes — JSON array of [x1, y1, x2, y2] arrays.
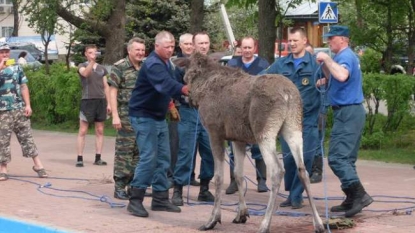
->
[[55, 0, 127, 64], [22, 0, 62, 74], [126, 0, 191, 53]]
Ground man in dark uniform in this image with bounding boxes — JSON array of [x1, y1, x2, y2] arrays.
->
[[261, 28, 320, 209], [316, 25, 373, 217], [108, 37, 146, 200]]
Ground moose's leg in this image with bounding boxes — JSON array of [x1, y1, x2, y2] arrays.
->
[[231, 141, 249, 224], [281, 128, 325, 233], [199, 135, 224, 231], [257, 138, 285, 233]]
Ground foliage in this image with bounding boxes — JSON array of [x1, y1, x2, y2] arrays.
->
[[360, 48, 382, 73], [26, 63, 81, 126], [125, 0, 191, 54], [363, 73, 415, 135], [21, 0, 62, 74]]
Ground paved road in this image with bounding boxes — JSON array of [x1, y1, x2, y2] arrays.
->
[[0, 130, 414, 233]]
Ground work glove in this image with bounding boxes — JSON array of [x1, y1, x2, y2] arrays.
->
[[169, 101, 180, 122]]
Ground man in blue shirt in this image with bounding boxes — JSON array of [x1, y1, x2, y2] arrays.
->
[[225, 36, 270, 194], [127, 31, 189, 217], [261, 28, 320, 209], [316, 25, 373, 217]]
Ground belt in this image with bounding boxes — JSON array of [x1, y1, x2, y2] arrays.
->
[[331, 103, 361, 110]]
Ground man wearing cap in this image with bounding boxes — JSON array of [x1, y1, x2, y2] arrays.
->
[[0, 42, 48, 181], [316, 25, 373, 217]]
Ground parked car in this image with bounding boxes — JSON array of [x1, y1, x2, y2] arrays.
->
[[9, 50, 43, 70], [9, 42, 43, 61]]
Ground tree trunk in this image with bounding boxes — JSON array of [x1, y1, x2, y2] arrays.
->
[[56, 0, 126, 64], [12, 0, 19, 36], [190, 0, 204, 33], [101, 0, 126, 64], [258, 0, 276, 64]]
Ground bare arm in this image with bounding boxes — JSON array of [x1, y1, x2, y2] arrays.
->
[[316, 52, 349, 82], [109, 86, 121, 129], [20, 84, 33, 117], [79, 60, 96, 78], [103, 76, 111, 114]]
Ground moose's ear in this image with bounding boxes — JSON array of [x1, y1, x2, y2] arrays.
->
[[172, 57, 190, 68]]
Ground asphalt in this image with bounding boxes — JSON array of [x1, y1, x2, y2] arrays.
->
[[0, 130, 414, 233]]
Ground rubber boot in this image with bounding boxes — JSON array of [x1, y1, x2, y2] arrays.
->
[[330, 187, 353, 212], [127, 187, 149, 217], [198, 179, 215, 202], [225, 169, 238, 195], [151, 190, 181, 212], [255, 159, 268, 192], [114, 188, 129, 200], [345, 182, 373, 217], [171, 185, 183, 206], [310, 156, 323, 184]]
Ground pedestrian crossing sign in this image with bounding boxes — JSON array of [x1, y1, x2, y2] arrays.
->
[[319, 2, 338, 23]]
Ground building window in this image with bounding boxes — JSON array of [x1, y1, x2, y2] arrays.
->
[[0, 0, 13, 5], [1, 27, 13, 37]]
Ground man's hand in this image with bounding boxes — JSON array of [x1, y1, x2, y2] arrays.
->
[[24, 105, 32, 117], [315, 51, 329, 64], [107, 104, 112, 115], [112, 116, 122, 130], [316, 78, 327, 87], [168, 101, 180, 122], [182, 85, 189, 96]]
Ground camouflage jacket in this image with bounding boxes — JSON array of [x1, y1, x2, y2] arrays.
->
[[0, 64, 27, 111], [108, 57, 140, 108]]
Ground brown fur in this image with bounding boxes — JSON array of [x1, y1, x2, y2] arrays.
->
[[180, 53, 324, 233]]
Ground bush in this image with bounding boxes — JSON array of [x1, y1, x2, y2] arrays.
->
[[26, 63, 81, 127]]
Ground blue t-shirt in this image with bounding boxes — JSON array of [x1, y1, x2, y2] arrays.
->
[[328, 47, 364, 106]]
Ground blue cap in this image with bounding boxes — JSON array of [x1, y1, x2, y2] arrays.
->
[[323, 25, 350, 37]]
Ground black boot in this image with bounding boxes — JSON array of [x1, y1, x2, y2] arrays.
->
[[345, 182, 373, 217], [225, 169, 238, 195], [127, 187, 149, 217], [171, 185, 183, 206], [255, 159, 268, 192], [114, 187, 129, 200], [151, 190, 181, 212], [310, 156, 323, 184], [198, 179, 215, 202], [330, 187, 353, 212]]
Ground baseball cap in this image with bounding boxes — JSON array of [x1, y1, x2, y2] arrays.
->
[[323, 25, 350, 38], [0, 42, 10, 50]]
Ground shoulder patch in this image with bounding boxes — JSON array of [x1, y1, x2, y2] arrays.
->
[[114, 58, 125, 66]]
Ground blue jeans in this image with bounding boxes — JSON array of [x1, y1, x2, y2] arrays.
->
[[281, 124, 318, 203], [173, 106, 214, 185], [129, 116, 171, 191], [328, 104, 365, 189]]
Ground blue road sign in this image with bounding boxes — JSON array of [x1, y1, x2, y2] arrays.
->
[[319, 2, 338, 23]]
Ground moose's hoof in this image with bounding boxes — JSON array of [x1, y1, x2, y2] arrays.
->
[[315, 224, 325, 233], [198, 220, 221, 231], [232, 214, 249, 224]]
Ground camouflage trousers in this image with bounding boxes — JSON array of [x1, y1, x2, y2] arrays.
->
[[0, 108, 38, 164], [114, 112, 139, 190]]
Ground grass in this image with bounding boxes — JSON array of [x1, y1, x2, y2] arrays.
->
[[31, 120, 117, 137], [31, 121, 415, 165]]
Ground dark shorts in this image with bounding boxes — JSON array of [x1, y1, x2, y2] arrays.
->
[[79, 99, 107, 123]]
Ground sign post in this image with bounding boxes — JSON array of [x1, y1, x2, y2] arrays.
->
[[319, 2, 338, 24]]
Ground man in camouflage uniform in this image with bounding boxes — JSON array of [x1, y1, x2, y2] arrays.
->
[[108, 37, 146, 199], [0, 42, 48, 181]]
